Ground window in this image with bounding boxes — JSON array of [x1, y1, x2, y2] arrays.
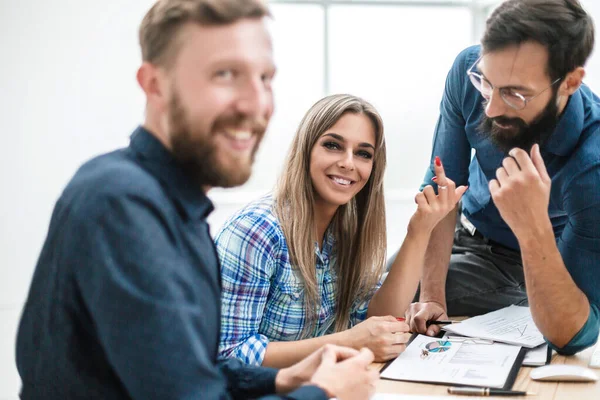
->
[[212, 0, 483, 197]]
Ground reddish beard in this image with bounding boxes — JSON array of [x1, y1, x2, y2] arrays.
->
[[167, 91, 267, 188]]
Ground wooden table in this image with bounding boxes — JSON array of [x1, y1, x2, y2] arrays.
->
[[373, 340, 600, 399]]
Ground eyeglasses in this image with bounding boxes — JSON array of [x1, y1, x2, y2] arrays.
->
[[467, 55, 562, 111]]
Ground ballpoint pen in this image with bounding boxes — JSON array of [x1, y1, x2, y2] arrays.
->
[[448, 387, 536, 396], [426, 320, 458, 326]]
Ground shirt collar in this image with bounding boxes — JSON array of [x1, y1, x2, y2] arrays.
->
[[314, 227, 336, 264], [128, 126, 214, 220], [542, 89, 584, 156]]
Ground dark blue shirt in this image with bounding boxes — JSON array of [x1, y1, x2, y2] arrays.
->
[[422, 45, 600, 355], [16, 127, 326, 400]]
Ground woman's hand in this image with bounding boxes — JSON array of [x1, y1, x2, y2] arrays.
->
[[343, 316, 411, 362], [410, 156, 467, 234]]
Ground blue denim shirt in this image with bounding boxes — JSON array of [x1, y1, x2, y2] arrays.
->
[[422, 45, 600, 355], [16, 127, 326, 400]]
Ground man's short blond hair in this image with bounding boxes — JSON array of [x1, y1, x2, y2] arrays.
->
[[139, 0, 270, 68]]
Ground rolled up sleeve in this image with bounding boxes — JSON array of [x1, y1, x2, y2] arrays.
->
[[553, 164, 600, 354]]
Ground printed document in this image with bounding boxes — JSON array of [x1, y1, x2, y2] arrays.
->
[[443, 305, 545, 348], [380, 334, 522, 388]]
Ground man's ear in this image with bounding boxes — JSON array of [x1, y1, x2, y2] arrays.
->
[[136, 62, 169, 112], [559, 67, 585, 97]]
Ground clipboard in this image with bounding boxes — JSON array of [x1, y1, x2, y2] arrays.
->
[[380, 333, 526, 390]]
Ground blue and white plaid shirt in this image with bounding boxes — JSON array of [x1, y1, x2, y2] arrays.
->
[[215, 195, 379, 366]]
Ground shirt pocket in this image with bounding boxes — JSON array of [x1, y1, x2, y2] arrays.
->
[[272, 281, 303, 302], [264, 281, 306, 340]]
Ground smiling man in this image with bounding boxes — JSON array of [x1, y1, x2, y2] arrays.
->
[[404, 0, 600, 355], [15, 1, 379, 399]]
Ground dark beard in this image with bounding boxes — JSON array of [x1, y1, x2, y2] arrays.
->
[[477, 91, 560, 153], [168, 90, 266, 188]]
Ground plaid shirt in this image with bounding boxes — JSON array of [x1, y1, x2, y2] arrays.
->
[[215, 195, 378, 366]]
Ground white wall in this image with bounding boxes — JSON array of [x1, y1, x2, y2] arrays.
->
[[577, 1, 600, 90], [1, 0, 599, 398], [1, 1, 153, 397], [480, 0, 600, 90]]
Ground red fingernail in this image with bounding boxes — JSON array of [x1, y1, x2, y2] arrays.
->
[[432, 177, 438, 181], [435, 156, 441, 167], [396, 317, 406, 322]]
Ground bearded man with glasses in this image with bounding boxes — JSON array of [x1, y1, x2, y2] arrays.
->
[[402, 0, 600, 356]]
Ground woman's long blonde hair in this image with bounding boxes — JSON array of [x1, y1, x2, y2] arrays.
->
[[275, 94, 387, 335]]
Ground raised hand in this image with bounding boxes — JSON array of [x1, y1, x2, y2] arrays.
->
[[411, 156, 468, 234], [489, 144, 552, 238]]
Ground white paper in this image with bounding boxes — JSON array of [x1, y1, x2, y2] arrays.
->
[[442, 305, 545, 348], [523, 343, 550, 366], [380, 334, 522, 389]]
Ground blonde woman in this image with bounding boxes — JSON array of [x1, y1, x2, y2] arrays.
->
[[216, 94, 466, 368]]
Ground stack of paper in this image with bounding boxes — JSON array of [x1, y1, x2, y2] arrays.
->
[[523, 343, 550, 366], [442, 305, 545, 348]]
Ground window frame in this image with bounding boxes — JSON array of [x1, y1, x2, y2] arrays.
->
[[270, 0, 498, 93]]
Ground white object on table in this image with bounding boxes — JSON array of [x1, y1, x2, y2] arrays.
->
[[523, 343, 550, 366], [530, 365, 598, 382]]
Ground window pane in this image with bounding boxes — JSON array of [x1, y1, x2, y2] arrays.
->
[[329, 5, 474, 192], [579, 0, 600, 90], [238, 4, 323, 193], [330, 0, 471, 3], [272, 0, 471, 4]]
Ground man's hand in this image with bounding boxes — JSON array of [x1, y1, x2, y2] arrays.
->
[[344, 316, 411, 362], [275, 344, 358, 393], [405, 301, 448, 336], [310, 347, 379, 400], [489, 144, 552, 238]]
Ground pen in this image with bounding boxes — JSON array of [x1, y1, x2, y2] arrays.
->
[[448, 387, 535, 396], [426, 320, 456, 326]]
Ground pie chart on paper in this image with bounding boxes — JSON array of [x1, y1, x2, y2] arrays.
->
[[425, 340, 452, 353]]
